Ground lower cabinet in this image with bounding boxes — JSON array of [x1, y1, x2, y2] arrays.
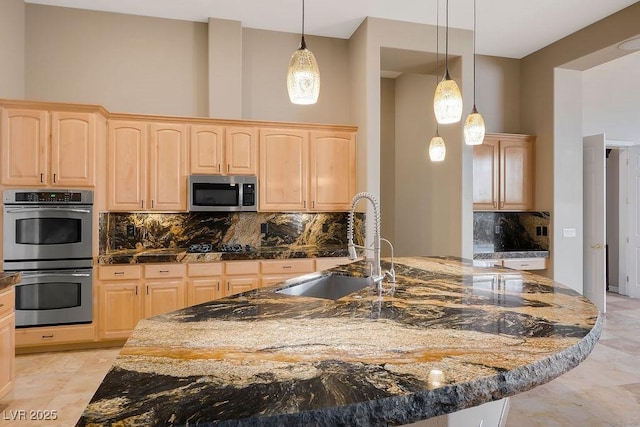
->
[[98, 264, 186, 340], [187, 263, 223, 306], [0, 287, 15, 399], [261, 259, 315, 288], [224, 261, 260, 296]]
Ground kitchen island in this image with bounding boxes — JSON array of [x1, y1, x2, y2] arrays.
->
[[77, 256, 601, 426]]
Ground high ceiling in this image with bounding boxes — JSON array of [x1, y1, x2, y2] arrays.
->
[[24, 0, 640, 59]]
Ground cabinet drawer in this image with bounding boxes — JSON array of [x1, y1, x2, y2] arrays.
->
[[261, 259, 315, 275], [225, 261, 260, 276], [0, 288, 14, 319], [188, 263, 223, 277], [99, 265, 141, 280], [315, 257, 351, 271], [15, 324, 95, 347], [144, 264, 186, 279], [502, 258, 547, 270]]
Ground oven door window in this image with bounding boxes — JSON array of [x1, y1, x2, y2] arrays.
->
[[16, 281, 82, 310], [16, 217, 82, 245], [192, 183, 239, 207]]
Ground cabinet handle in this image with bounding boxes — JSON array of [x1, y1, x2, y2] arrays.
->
[[312, 201, 315, 209], [135, 285, 138, 295], [40, 173, 44, 183], [227, 164, 230, 173], [282, 265, 292, 269], [159, 270, 169, 273], [152, 200, 155, 209], [218, 164, 221, 173], [41, 335, 54, 339], [146, 286, 149, 295], [303, 201, 306, 208], [53, 173, 57, 183], [227, 282, 230, 292], [217, 281, 220, 292], [141, 200, 145, 209], [114, 272, 125, 276]]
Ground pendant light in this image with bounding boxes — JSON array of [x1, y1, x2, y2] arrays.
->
[[463, 0, 485, 145], [287, 0, 320, 105], [433, 0, 462, 124], [429, 0, 446, 162]]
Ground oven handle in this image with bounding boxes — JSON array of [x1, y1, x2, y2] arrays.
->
[[4, 207, 92, 214], [20, 272, 92, 278]]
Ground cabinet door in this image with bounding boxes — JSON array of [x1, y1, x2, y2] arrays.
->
[[309, 130, 356, 211], [144, 279, 187, 317], [0, 313, 15, 399], [225, 276, 259, 296], [148, 123, 187, 211], [472, 138, 499, 210], [190, 125, 224, 174], [500, 137, 535, 210], [99, 282, 142, 340], [1, 108, 48, 185], [226, 127, 257, 175], [259, 129, 308, 211], [107, 120, 147, 210], [187, 277, 223, 305], [50, 111, 96, 187]]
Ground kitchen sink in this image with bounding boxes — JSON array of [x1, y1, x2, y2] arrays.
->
[[276, 274, 372, 300]]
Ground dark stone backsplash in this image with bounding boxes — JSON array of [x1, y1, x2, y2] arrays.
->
[[473, 211, 550, 253], [99, 212, 365, 254]]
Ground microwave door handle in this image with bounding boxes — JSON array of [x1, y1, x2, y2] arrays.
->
[[4, 207, 92, 214]]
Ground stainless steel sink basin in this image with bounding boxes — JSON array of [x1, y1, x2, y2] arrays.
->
[[276, 274, 372, 300]]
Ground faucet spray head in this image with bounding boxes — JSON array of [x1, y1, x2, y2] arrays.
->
[[348, 243, 358, 260]]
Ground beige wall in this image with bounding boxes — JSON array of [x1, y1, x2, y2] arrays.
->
[[209, 18, 242, 119], [476, 55, 520, 133], [0, 0, 25, 99], [521, 2, 640, 292], [380, 78, 396, 255], [25, 4, 209, 116], [241, 28, 351, 124]]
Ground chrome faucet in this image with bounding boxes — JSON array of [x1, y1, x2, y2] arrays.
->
[[347, 192, 395, 287]]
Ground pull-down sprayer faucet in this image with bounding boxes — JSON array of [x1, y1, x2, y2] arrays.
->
[[347, 192, 395, 287]]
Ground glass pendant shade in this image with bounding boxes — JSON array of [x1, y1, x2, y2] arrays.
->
[[463, 106, 486, 145], [429, 134, 446, 162], [287, 41, 320, 105], [433, 72, 463, 124]]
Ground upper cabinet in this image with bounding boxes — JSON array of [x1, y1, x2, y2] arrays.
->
[[189, 125, 257, 175], [107, 120, 187, 211], [473, 133, 535, 211], [1, 107, 98, 187], [259, 128, 356, 212]]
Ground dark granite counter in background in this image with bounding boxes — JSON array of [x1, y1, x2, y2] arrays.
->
[[473, 250, 549, 260], [0, 272, 21, 292], [98, 245, 350, 264], [78, 257, 600, 426]]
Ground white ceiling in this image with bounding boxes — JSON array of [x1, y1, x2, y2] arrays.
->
[[24, 0, 640, 59]]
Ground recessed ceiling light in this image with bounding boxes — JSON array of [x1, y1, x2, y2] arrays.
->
[[618, 37, 640, 51]]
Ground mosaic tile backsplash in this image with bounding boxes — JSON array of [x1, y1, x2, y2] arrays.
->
[[473, 211, 550, 253], [99, 212, 364, 254]]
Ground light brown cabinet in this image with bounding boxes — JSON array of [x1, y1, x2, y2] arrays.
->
[[97, 264, 187, 340], [187, 263, 223, 305], [1, 108, 97, 187], [260, 259, 315, 288], [259, 128, 356, 212], [0, 287, 15, 399], [189, 125, 257, 175], [107, 120, 187, 211], [473, 133, 535, 211], [224, 261, 260, 295]]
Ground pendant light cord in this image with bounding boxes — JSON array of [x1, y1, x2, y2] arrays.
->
[[436, 0, 440, 133], [444, 0, 449, 74], [300, 0, 307, 49], [473, 0, 477, 107]]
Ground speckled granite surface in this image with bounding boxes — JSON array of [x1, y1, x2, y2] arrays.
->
[[473, 250, 549, 260], [0, 272, 20, 292], [98, 245, 350, 264], [77, 257, 601, 427]]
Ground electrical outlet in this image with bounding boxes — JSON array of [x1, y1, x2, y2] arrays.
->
[[536, 226, 542, 236], [260, 223, 268, 234], [126, 224, 135, 238], [322, 223, 329, 232], [542, 226, 548, 236]]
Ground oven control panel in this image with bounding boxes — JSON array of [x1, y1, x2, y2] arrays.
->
[[3, 189, 94, 204]]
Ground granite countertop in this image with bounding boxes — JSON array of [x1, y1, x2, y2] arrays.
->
[[98, 245, 350, 264], [473, 250, 549, 260], [0, 272, 21, 292], [78, 256, 600, 426]]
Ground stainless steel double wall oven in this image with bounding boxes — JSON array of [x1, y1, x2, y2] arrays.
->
[[3, 189, 93, 327]]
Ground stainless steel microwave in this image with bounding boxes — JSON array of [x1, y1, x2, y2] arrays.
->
[[189, 175, 258, 212]]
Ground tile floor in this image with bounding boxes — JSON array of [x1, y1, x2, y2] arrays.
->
[[0, 293, 638, 426]]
